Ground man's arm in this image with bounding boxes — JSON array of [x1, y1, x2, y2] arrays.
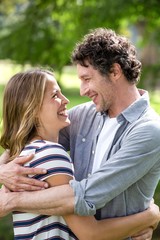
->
[[60, 106, 160, 216], [1, 121, 160, 215], [1, 121, 160, 216], [71, 121, 160, 215], [0, 184, 75, 217], [0, 150, 10, 164], [0, 188, 158, 240]]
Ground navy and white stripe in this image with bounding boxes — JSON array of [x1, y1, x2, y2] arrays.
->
[[13, 140, 77, 240]]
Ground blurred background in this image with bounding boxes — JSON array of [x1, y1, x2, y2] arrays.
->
[[0, 0, 160, 239]]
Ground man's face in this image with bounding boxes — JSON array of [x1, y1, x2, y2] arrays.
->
[[77, 63, 115, 113]]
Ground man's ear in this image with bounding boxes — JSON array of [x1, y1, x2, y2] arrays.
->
[[110, 63, 122, 82]]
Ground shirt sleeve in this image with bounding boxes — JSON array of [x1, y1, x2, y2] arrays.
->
[[70, 120, 160, 216], [23, 143, 74, 181]]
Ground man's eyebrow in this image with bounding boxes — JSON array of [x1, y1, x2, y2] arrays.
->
[[79, 74, 90, 79]]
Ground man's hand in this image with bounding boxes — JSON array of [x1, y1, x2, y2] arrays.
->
[[0, 150, 10, 164], [0, 185, 12, 218], [0, 154, 48, 191]]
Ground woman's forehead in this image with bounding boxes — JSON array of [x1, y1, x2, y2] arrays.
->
[[45, 74, 60, 92]]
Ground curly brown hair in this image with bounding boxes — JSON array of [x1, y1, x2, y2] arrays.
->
[[71, 28, 142, 84]]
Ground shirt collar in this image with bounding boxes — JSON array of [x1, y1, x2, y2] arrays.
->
[[118, 90, 150, 123]]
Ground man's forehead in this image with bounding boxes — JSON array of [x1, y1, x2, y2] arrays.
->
[[77, 63, 94, 77]]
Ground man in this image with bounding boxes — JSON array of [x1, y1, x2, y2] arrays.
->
[[0, 28, 160, 239]]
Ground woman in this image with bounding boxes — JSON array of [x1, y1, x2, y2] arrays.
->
[[0, 68, 158, 239]]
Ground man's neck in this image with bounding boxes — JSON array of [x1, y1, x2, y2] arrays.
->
[[108, 86, 141, 118]]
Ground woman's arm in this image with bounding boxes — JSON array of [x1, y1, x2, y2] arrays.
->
[[64, 206, 158, 240], [46, 174, 159, 240]]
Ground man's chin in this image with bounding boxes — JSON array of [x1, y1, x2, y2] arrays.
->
[[96, 106, 108, 114]]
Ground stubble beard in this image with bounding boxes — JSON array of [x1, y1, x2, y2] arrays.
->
[[96, 100, 109, 113]]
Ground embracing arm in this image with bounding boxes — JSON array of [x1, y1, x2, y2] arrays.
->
[[0, 184, 74, 216], [65, 205, 159, 240], [0, 171, 159, 240], [0, 150, 10, 165], [0, 184, 159, 240], [10, 178, 160, 240], [71, 121, 160, 214], [0, 152, 48, 191], [20, 174, 160, 240], [2, 122, 160, 214]]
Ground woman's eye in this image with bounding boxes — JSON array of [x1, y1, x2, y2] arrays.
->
[[52, 94, 58, 99]]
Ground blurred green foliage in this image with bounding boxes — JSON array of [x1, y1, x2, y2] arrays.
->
[[0, 0, 160, 87], [0, 215, 13, 240]]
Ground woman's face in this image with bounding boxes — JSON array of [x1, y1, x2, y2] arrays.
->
[[38, 73, 70, 141]]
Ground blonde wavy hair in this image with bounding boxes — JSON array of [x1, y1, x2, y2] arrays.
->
[[0, 68, 54, 160]]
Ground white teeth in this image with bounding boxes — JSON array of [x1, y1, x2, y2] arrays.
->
[[58, 110, 67, 115]]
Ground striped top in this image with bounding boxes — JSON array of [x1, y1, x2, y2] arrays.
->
[[13, 140, 77, 240]]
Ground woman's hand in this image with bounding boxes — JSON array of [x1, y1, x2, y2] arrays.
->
[[131, 227, 153, 240], [131, 201, 160, 240]]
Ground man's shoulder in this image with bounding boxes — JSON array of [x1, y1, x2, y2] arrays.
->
[[128, 108, 160, 145], [144, 107, 160, 119], [141, 107, 160, 129]]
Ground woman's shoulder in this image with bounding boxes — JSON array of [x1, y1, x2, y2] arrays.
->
[[21, 140, 71, 161]]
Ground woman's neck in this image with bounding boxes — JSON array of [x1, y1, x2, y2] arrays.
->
[[31, 134, 58, 143]]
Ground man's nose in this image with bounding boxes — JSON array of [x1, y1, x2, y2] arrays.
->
[[80, 83, 89, 96]]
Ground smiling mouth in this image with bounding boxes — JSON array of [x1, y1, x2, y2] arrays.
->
[[90, 94, 98, 104], [58, 109, 68, 117]]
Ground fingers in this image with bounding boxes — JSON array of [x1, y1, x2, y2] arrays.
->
[[14, 154, 35, 165], [22, 166, 47, 175], [0, 155, 48, 192], [149, 202, 160, 228], [4, 176, 48, 192], [11, 185, 47, 192], [11, 155, 47, 176], [131, 227, 153, 240], [1, 185, 10, 193], [132, 237, 152, 240]]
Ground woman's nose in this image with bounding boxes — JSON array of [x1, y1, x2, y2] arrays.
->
[[62, 94, 70, 104]]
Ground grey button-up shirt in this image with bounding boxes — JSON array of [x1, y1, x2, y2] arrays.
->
[[59, 92, 160, 223]]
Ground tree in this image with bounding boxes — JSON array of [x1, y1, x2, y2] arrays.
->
[[0, 0, 160, 87]]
